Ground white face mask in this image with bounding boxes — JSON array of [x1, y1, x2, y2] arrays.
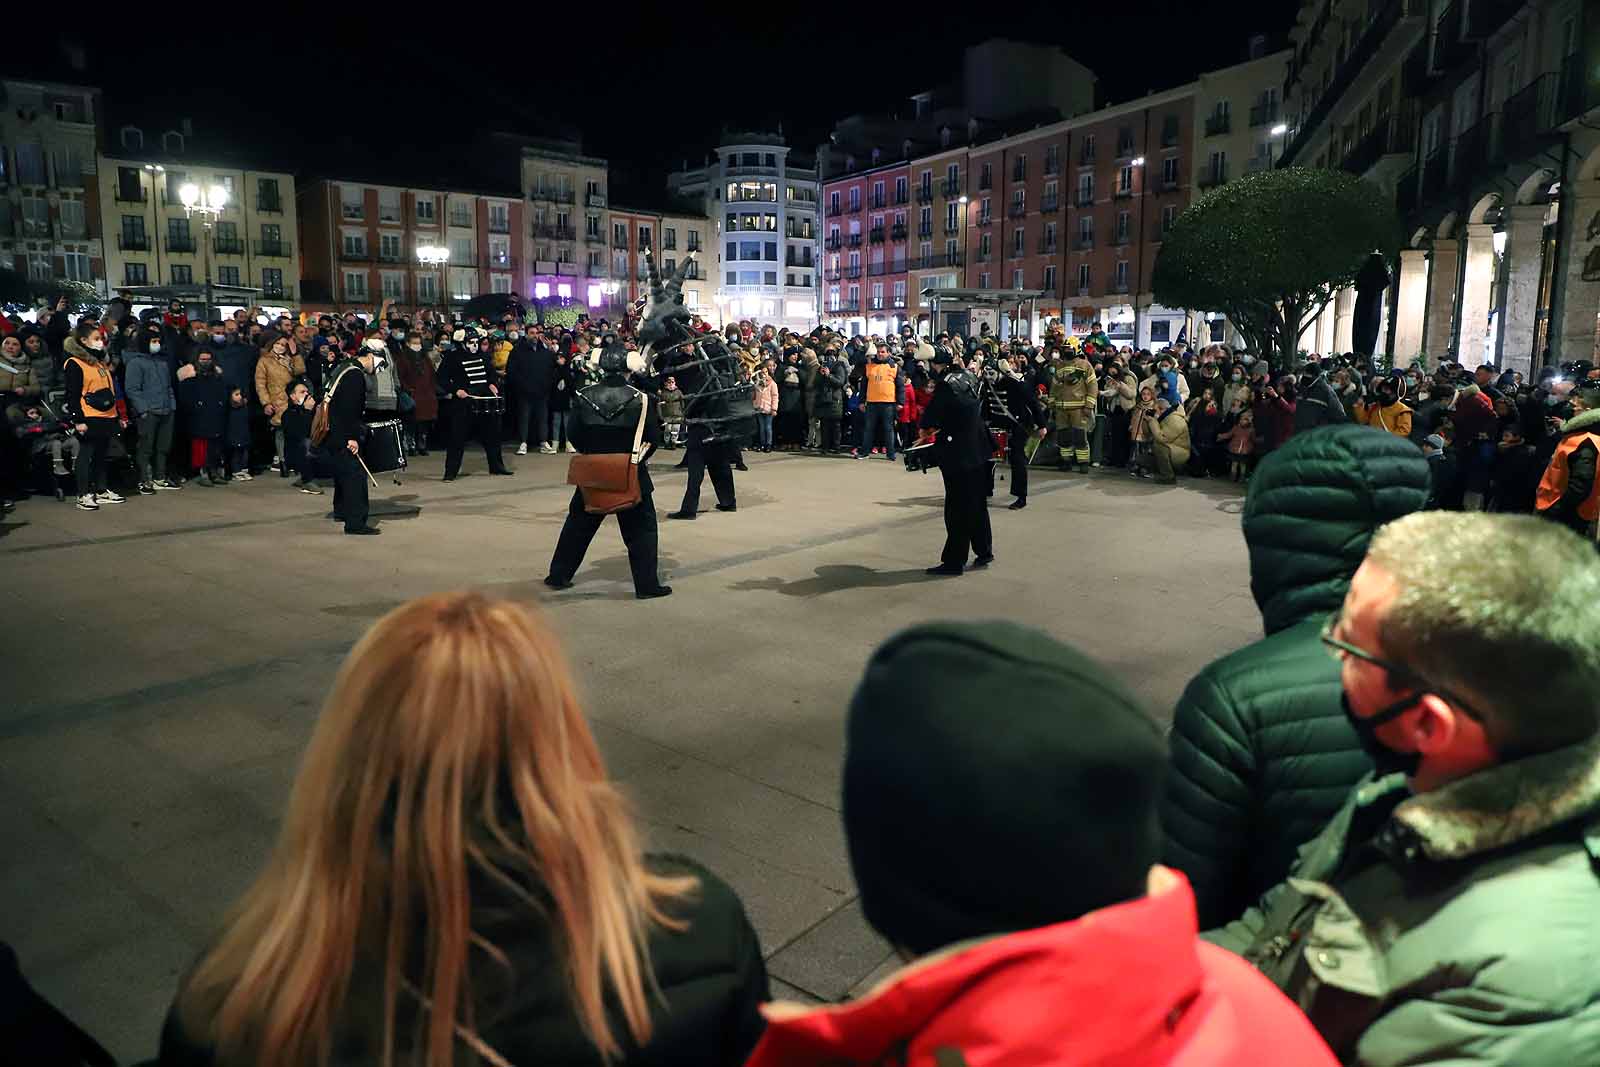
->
[[148, 342, 162, 354]]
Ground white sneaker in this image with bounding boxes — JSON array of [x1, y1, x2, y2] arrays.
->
[[540, 443, 557, 454], [516, 444, 528, 455], [76, 494, 99, 510], [233, 471, 253, 482], [96, 490, 126, 504], [564, 442, 577, 453]]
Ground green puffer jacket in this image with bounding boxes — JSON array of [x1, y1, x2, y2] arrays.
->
[[1210, 736, 1600, 1066], [1161, 426, 1430, 929]]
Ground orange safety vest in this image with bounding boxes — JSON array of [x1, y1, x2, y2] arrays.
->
[[865, 362, 897, 404], [1537, 424, 1600, 521], [67, 355, 117, 420]]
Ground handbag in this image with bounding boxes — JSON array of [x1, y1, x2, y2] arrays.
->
[[566, 389, 648, 515]]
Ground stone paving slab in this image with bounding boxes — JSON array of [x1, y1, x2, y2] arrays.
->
[[0, 448, 1258, 1062]]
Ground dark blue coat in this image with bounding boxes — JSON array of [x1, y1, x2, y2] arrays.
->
[[178, 369, 229, 439]]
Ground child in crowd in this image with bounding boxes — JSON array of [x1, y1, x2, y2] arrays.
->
[[226, 387, 252, 481], [659, 376, 685, 449], [1217, 408, 1255, 482], [280, 379, 323, 495]]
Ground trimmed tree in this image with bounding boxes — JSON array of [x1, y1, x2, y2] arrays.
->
[[1152, 167, 1400, 371]]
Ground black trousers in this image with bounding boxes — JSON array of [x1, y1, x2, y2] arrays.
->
[[444, 403, 507, 479], [74, 422, 114, 496], [330, 446, 369, 532], [516, 392, 548, 448], [939, 462, 993, 568], [820, 416, 841, 452], [1009, 430, 1030, 501], [548, 467, 662, 593], [681, 441, 736, 513]]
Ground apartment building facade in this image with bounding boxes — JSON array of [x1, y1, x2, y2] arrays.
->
[[0, 78, 104, 296], [670, 133, 821, 331], [99, 126, 299, 309], [522, 140, 606, 307], [1279, 0, 1597, 371], [298, 178, 523, 311]]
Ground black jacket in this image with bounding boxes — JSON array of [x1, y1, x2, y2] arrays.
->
[[177, 367, 229, 440], [506, 341, 557, 396], [1290, 372, 1348, 434], [571, 378, 661, 458], [325, 360, 368, 450], [997, 374, 1044, 431], [438, 349, 495, 399], [1161, 425, 1430, 928], [919, 369, 990, 470], [158, 855, 769, 1067]]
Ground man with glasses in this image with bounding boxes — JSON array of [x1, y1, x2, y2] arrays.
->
[[1211, 511, 1600, 1065]]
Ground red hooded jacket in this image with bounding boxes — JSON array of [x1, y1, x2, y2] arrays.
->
[[745, 872, 1335, 1067]]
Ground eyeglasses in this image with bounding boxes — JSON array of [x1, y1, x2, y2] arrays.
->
[[1319, 620, 1485, 722]]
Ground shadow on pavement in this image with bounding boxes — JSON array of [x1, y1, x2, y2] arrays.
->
[[729, 565, 940, 598]]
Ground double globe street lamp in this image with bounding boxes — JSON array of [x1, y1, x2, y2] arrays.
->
[[417, 244, 450, 309], [178, 181, 229, 318]]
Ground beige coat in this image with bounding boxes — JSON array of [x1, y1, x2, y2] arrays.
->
[[254, 349, 305, 426]]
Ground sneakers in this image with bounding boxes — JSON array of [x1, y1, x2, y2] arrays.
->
[[516, 444, 529, 455], [96, 490, 126, 504], [137, 482, 157, 496], [269, 457, 283, 471], [539, 443, 558, 455], [232, 471, 253, 482], [298, 482, 325, 495], [76, 494, 99, 511], [564, 442, 577, 453], [154, 478, 181, 490], [194, 472, 214, 487]]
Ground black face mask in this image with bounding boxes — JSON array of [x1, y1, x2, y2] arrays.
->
[[1341, 690, 1424, 779]]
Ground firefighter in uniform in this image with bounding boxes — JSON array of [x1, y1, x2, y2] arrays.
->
[[1536, 385, 1600, 544], [1048, 348, 1097, 473], [921, 349, 994, 576]]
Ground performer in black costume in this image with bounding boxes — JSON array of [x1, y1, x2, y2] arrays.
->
[[920, 350, 994, 575], [323, 343, 383, 535], [437, 329, 512, 480], [544, 344, 672, 599], [669, 413, 737, 518], [993, 360, 1047, 509]]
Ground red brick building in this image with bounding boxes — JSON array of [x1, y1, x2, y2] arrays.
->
[[298, 179, 526, 312]]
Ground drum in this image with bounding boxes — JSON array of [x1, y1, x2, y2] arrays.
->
[[363, 419, 407, 476], [903, 441, 938, 473], [469, 394, 506, 417]]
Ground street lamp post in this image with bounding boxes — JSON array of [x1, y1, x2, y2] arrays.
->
[[179, 181, 229, 319], [417, 243, 450, 311], [1268, 123, 1289, 168]]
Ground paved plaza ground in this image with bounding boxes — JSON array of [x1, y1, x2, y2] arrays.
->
[[0, 447, 1261, 1062]]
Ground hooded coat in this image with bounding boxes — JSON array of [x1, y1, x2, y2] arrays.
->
[[1161, 426, 1430, 928]]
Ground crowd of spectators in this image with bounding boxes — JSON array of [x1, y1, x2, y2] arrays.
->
[[5, 296, 1597, 539]]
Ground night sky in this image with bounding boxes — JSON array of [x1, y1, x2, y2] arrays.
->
[[51, 1, 1289, 202]]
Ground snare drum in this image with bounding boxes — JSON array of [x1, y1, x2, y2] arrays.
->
[[363, 419, 407, 475], [469, 394, 506, 417]]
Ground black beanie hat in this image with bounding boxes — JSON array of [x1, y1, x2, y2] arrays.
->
[[843, 621, 1166, 957]]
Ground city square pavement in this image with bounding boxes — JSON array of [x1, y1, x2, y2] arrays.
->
[[0, 446, 1261, 1062]]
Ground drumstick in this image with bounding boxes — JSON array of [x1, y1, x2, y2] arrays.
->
[[355, 452, 379, 488]]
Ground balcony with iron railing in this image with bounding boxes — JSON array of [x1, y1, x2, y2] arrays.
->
[[977, 211, 994, 226], [1040, 195, 1060, 213], [869, 194, 886, 209], [1038, 237, 1058, 255], [1073, 236, 1095, 251], [255, 240, 292, 258], [869, 227, 886, 243], [1281, 0, 1416, 165], [530, 188, 576, 204], [941, 177, 961, 198], [833, 300, 861, 314], [1115, 138, 1137, 158], [488, 217, 511, 234], [825, 203, 844, 217], [916, 185, 934, 203], [1113, 185, 1134, 200], [978, 172, 993, 191], [1011, 166, 1027, 183], [1112, 232, 1133, 247], [585, 191, 607, 208], [114, 187, 148, 204], [339, 247, 373, 262], [847, 233, 863, 247], [1008, 242, 1027, 260], [117, 233, 150, 252], [1500, 69, 1566, 162], [891, 223, 908, 241], [484, 254, 519, 271], [166, 235, 196, 254], [213, 236, 244, 255], [825, 235, 842, 250], [1008, 202, 1027, 219], [1112, 279, 1131, 294], [825, 269, 841, 282], [1075, 189, 1095, 207], [893, 190, 909, 205], [260, 284, 294, 301], [1204, 113, 1232, 137], [1340, 102, 1419, 174], [846, 200, 862, 214], [1450, 114, 1501, 192], [256, 196, 283, 214], [843, 266, 862, 280], [1079, 145, 1096, 165], [1044, 155, 1060, 176], [917, 223, 933, 238], [1248, 100, 1280, 128], [1198, 165, 1228, 189]]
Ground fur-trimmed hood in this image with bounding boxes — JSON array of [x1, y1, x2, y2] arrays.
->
[[1394, 732, 1600, 862], [1560, 407, 1600, 436]]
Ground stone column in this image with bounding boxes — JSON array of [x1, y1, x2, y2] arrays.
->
[[1392, 249, 1429, 364], [1333, 285, 1356, 354], [1454, 223, 1496, 367], [1550, 181, 1600, 366], [1494, 204, 1547, 375], [1423, 242, 1459, 365]]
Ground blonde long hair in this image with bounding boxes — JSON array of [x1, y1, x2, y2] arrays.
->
[[179, 592, 696, 1067]]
